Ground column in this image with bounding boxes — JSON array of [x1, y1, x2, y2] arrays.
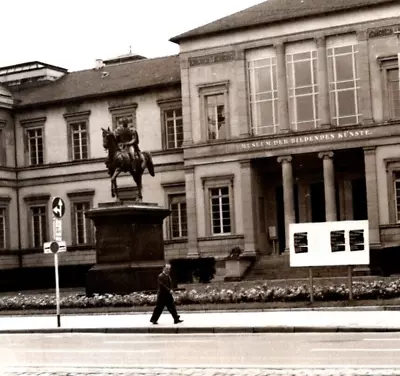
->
[[240, 159, 257, 256], [316, 36, 331, 127], [363, 147, 381, 245], [357, 31, 374, 124], [184, 166, 199, 257], [277, 156, 295, 251], [275, 43, 290, 132], [318, 151, 337, 222], [180, 57, 194, 146]]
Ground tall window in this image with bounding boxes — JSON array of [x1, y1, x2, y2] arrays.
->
[[70, 122, 88, 160], [165, 108, 183, 149], [287, 50, 319, 131], [328, 45, 360, 126], [0, 207, 5, 249], [109, 103, 137, 130], [0, 128, 4, 166], [205, 94, 226, 140], [74, 201, 91, 244], [395, 177, 400, 223], [248, 56, 279, 135], [27, 128, 44, 165], [169, 194, 187, 238], [387, 68, 400, 119], [30, 205, 47, 247], [210, 187, 231, 235]]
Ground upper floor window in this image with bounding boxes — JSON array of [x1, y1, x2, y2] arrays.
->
[[248, 56, 279, 135], [327, 44, 360, 126], [158, 99, 183, 150], [109, 103, 137, 130], [198, 82, 229, 142], [169, 194, 187, 239], [21, 117, 46, 166], [27, 128, 44, 166], [71, 122, 88, 160], [64, 111, 90, 161], [287, 50, 319, 131], [380, 56, 400, 121], [67, 190, 94, 245]]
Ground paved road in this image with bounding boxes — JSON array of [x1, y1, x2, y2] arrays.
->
[[1, 332, 400, 375]]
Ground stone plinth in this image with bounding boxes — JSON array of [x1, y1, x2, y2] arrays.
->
[[85, 202, 170, 296]]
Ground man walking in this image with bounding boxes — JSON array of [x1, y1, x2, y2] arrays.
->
[[150, 264, 183, 325]]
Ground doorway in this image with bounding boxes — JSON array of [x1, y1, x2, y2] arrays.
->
[[310, 182, 326, 222], [352, 178, 368, 220]]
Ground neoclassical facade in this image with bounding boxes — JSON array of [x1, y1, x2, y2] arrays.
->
[[0, 0, 400, 288]]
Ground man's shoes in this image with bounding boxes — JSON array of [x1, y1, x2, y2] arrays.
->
[[174, 319, 184, 324], [150, 320, 158, 325]]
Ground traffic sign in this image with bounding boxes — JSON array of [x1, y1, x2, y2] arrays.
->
[[44, 240, 67, 254], [52, 197, 65, 219], [53, 217, 62, 242]]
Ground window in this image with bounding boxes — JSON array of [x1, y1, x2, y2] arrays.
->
[[0, 120, 5, 166], [198, 82, 229, 141], [21, 117, 46, 166], [384, 159, 400, 223], [395, 177, 400, 222], [27, 128, 44, 166], [209, 187, 231, 235], [158, 99, 183, 150], [24, 194, 49, 248], [248, 56, 279, 135], [169, 194, 187, 238], [67, 190, 94, 245], [328, 44, 361, 126], [380, 56, 400, 121], [0, 196, 11, 249], [109, 103, 137, 130], [64, 111, 90, 161], [287, 50, 319, 131], [202, 175, 234, 237]]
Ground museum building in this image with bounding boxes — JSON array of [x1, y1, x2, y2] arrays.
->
[[0, 0, 400, 288]]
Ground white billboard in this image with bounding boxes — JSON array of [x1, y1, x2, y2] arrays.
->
[[289, 220, 369, 267]]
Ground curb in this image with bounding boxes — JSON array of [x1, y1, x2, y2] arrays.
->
[[2, 326, 400, 334]]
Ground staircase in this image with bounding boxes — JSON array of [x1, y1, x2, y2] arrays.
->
[[245, 253, 364, 281]]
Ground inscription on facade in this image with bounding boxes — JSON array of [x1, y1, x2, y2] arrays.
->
[[368, 25, 400, 39], [189, 51, 236, 67], [240, 129, 373, 151]]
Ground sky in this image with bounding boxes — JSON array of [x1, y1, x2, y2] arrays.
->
[[1, 0, 263, 72]]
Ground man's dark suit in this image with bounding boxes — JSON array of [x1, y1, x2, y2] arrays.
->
[[150, 271, 179, 323]]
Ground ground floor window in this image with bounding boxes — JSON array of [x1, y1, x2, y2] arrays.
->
[[169, 194, 187, 239], [209, 187, 231, 235], [30, 205, 47, 248]]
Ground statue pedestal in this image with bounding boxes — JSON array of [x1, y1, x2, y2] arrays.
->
[[85, 202, 170, 296]]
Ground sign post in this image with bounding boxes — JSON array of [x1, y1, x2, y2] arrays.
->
[[44, 196, 67, 328]]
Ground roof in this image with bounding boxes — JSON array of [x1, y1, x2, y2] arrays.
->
[[170, 0, 396, 43], [0, 61, 68, 76], [12, 55, 181, 108]]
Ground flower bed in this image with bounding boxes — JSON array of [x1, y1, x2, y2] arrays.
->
[[1, 279, 400, 311]]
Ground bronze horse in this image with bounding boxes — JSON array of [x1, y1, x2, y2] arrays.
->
[[101, 127, 155, 201]]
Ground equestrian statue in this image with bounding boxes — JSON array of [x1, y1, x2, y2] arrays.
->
[[101, 118, 154, 202]]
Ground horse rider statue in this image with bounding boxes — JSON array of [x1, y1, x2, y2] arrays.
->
[[113, 117, 143, 171]]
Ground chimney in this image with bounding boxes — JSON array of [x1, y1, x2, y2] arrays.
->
[[95, 59, 104, 70]]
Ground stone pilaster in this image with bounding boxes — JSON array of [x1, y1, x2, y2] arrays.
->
[[184, 166, 199, 257], [277, 155, 295, 251], [356, 31, 374, 125], [316, 37, 331, 128], [318, 151, 337, 221], [275, 43, 290, 133], [240, 159, 257, 256], [180, 57, 194, 146], [235, 49, 251, 137], [363, 147, 381, 246]]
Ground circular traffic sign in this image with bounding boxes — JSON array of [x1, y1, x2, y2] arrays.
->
[[50, 241, 59, 253], [52, 197, 66, 218]]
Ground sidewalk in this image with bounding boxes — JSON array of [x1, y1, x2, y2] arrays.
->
[[1, 308, 400, 334]]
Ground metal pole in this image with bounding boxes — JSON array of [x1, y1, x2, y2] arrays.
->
[[309, 267, 314, 303], [54, 252, 61, 327], [348, 265, 353, 300]]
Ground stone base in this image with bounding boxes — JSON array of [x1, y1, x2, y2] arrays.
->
[[84, 201, 170, 296], [86, 262, 163, 296]]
